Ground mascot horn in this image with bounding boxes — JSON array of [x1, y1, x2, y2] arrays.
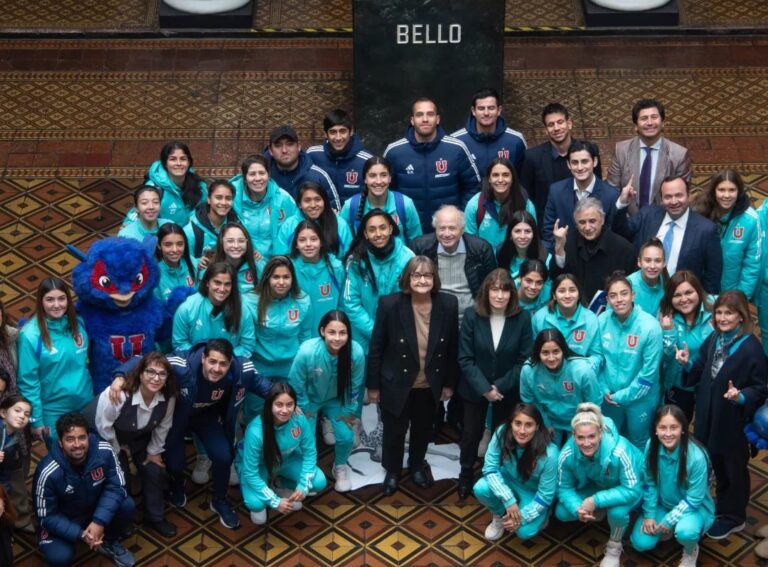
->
[[71, 237, 162, 394]]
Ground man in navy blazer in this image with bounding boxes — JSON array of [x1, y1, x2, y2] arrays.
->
[[542, 140, 620, 252], [613, 175, 722, 293]]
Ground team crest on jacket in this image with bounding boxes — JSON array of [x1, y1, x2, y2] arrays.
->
[[74, 332, 84, 347], [319, 284, 331, 297], [346, 170, 358, 184], [627, 335, 639, 348], [733, 226, 744, 239], [572, 330, 585, 343], [562, 381, 574, 392], [287, 309, 299, 321], [211, 389, 225, 401], [266, 207, 287, 221], [235, 387, 245, 402], [109, 334, 145, 362], [185, 276, 194, 286], [291, 425, 301, 438], [91, 467, 104, 481], [497, 149, 509, 159], [435, 159, 448, 174], [245, 270, 255, 283]]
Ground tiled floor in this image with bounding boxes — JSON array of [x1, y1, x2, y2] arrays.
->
[[4, 17, 768, 567]]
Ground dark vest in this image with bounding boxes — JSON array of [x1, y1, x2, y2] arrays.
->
[[85, 394, 168, 453]]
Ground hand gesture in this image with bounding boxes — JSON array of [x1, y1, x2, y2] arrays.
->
[[440, 387, 453, 402], [502, 503, 522, 532], [253, 249, 264, 262], [674, 342, 689, 366], [641, 518, 657, 535], [553, 218, 568, 244], [276, 498, 294, 514], [603, 392, 619, 406], [577, 496, 597, 522], [724, 380, 741, 402], [660, 314, 673, 330], [483, 386, 504, 402], [620, 175, 636, 205], [108, 376, 125, 404]]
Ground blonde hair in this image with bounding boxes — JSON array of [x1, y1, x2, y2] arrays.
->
[[571, 402, 604, 431]]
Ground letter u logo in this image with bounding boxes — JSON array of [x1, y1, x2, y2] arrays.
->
[[287, 309, 299, 321], [346, 171, 358, 184], [562, 381, 574, 392], [627, 335, 638, 348], [245, 270, 254, 283], [497, 149, 509, 159], [319, 284, 331, 297], [572, 330, 585, 343], [435, 159, 448, 173], [291, 426, 301, 439], [74, 333, 84, 347], [733, 227, 744, 239]]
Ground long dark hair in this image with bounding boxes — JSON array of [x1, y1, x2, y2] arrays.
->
[[35, 278, 79, 350], [345, 208, 400, 294], [547, 274, 583, 313], [297, 182, 341, 255], [155, 222, 196, 278], [482, 158, 527, 226], [499, 403, 551, 481], [158, 141, 204, 209], [198, 262, 242, 334], [352, 156, 392, 228], [474, 268, 520, 318], [531, 328, 577, 366], [122, 351, 178, 399], [261, 382, 297, 478], [497, 210, 544, 272], [699, 168, 749, 221], [646, 404, 706, 487], [0, 298, 17, 350], [319, 310, 353, 405], [212, 223, 260, 293], [255, 256, 302, 326], [290, 220, 338, 281]]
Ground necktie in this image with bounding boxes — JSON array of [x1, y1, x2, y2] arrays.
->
[[639, 146, 653, 207], [663, 220, 675, 260]]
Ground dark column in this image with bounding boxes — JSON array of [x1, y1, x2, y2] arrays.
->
[[353, 0, 505, 154]]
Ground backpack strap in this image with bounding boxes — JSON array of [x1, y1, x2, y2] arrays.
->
[[393, 191, 408, 243], [192, 224, 205, 259], [347, 193, 362, 235], [476, 193, 486, 227]]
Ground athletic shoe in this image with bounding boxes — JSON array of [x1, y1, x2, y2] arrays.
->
[[756, 537, 768, 559], [599, 540, 622, 567], [757, 524, 768, 538], [333, 464, 352, 493], [167, 487, 187, 509], [210, 498, 240, 529], [477, 428, 492, 458], [678, 543, 699, 567], [97, 540, 136, 567], [321, 417, 336, 446], [707, 519, 745, 540], [483, 515, 504, 541], [192, 455, 212, 485], [250, 509, 267, 525]]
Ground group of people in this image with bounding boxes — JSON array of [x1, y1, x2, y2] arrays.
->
[[1, 89, 768, 567]]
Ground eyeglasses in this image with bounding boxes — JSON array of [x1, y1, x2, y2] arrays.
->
[[410, 272, 434, 280], [143, 368, 168, 381]]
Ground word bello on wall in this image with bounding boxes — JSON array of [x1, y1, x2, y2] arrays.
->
[[395, 24, 462, 44]]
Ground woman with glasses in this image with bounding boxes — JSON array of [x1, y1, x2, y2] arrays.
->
[[89, 352, 178, 538]]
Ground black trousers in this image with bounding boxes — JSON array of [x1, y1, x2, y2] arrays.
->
[[382, 388, 435, 475], [120, 447, 167, 523], [711, 437, 750, 524], [459, 398, 512, 475]]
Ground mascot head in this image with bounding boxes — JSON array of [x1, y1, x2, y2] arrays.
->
[[72, 236, 159, 311]]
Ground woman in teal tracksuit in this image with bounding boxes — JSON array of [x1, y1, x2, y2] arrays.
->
[[244, 256, 313, 422], [237, 382, 327, 525], [124, 141, 207, 226], [473, 403, 558, 542], [172, 262, 256, 358], [516, 259, 550, 314], [229, 155, 298, 261], [117, 185, 170, 241], [630, 404, 714, 567], [184, 179, 239, 270], [699, 169, 761, 298], [496, 211, 550, 280], [342, 208, 414, 351], [288, 311, 364, 493], [275, 182, 353, 257], [207, 223, 264, 296], [627, 238, 666, 316], [153, 223, 196, 303], [556, 403, 643, 567], [598, 272, 663, 450], [290, 220, 345, 333], [17, 278, 92, 444], [520, 329, 602, 445], [658, 270, 714, 421], [339, 156, 422, 246], [531, 274, 602, 373], [465, 158, 537, 250]]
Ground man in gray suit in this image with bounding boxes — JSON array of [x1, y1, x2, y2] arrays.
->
[[607, 98, 691, 214]]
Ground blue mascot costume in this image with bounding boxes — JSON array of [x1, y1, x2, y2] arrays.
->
[[71, 237, 162, 394]]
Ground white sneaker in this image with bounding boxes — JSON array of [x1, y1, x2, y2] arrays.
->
[[678, 544, 699, 567], [599, 540, 622, 567], [484, 514, 505, 541], [192, 455, 212, 485], [250, 509, 267, 524], [333, 464, 352, 493], [478, 428, 492, 458], [321, 417, 336, 446], [228, 464, 240, 486]]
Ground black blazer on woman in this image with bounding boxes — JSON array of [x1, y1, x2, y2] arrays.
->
[[367, 292, 459, 417], [684, 332, 768, 454], [457, 306, 532, 403]]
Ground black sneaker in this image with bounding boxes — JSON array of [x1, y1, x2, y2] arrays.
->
[[211, 498, 241, 529], [98, 539, 136, 567], [166, 487, 187, 508], [707, 519, 745, 540], [145, 519, 177, 538]]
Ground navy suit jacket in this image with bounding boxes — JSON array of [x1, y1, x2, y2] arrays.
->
[[542, 177, 619, 252], [613, 205, 723, 293]]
